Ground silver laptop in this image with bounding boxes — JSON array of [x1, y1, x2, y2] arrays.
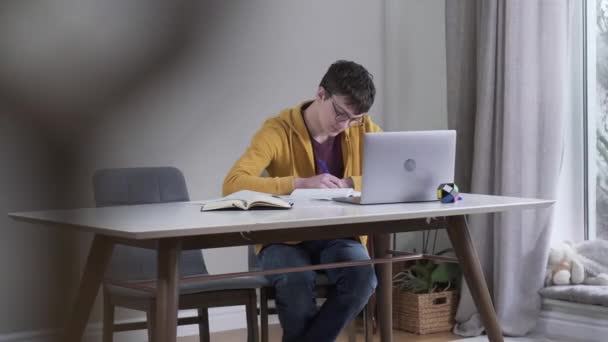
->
[[333, 130, 456, 205]]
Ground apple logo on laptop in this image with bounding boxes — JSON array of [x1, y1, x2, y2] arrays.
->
[[404, 158, 416, 172]]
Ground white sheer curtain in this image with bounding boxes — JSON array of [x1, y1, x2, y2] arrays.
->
[[445, 0, 579, 336]]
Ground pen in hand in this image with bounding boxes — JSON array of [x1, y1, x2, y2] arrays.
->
[[316, 158, 351, 188], [316, 158, 331, 174], [295, 159, 347, 189]]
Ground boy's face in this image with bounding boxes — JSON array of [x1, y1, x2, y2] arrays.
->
[[317, 87, 364, 137]]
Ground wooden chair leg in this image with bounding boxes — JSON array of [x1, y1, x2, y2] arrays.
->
[[197, 308, 211, 342], [260, 288, 269, 342], [102, 289, 114, 342], [364, 303, 373, 342], [366, 238, 378, 337], [246, 290, 260, 342], [147, 307, 157, 342]]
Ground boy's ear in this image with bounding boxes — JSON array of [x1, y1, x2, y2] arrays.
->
[[317, 86, 328, 101]]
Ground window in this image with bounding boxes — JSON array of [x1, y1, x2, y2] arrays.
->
[[588, 0, 608, 240]]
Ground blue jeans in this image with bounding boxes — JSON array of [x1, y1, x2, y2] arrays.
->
[[257, 239, 377, 342]]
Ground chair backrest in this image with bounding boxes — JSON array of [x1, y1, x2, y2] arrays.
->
[[93, 167, 207, 280], [94, 167, 190, 206]]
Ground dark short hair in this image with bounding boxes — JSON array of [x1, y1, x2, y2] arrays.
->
[[319, 60, 376, 114]]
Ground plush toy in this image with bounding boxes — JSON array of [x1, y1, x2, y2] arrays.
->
[[546, 241, 608, 286], [584, 274, 608, 285], [546, 242, 585, 286]]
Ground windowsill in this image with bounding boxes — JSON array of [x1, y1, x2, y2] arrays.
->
[[535, 298, 608, 342], [541, 298, 608, 320]]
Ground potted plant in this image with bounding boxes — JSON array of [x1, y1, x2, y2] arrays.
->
[[392, 247, 461, 335]]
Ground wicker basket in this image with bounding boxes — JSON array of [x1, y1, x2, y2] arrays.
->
[[392, 288, 458, 334]]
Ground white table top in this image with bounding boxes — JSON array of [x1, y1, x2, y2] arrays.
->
[[8, 194, 553, 239]]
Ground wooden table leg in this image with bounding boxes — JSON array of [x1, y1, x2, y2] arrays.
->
[[373, 233, 392, 342], [62, 235, 115, 342], [155, 238, 181, 342], [447, 216, 504, 342]]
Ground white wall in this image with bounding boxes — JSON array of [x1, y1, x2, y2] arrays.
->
[[0, 113, 78, 334], [384, 0, 448, 132], [384, 0, 450, 253]]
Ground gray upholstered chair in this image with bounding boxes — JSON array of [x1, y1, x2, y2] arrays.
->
[[95, 167, 265, 342], [249, 246, 374, 342]]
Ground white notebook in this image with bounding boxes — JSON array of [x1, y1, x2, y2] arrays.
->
[[289, 188, 360, 200]]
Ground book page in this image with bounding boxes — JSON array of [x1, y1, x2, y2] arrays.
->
[[202, 190, 291, 211], [289, 188, 359, 200], [249, 192, 292, 208], [201, 199, 245, 211], [227, 190, 287, 205]]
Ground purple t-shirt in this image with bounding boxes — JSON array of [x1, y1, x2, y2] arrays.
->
[[311, 135, 344, 177]]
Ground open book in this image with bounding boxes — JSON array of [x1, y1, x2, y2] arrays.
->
[[201, 190, 293, 211]]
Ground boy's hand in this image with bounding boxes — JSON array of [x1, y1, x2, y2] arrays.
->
[[295, 174, 348, 189], [340, 177, 354, 188]]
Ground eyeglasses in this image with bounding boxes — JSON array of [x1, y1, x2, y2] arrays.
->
[[330, 97, 364, 127]]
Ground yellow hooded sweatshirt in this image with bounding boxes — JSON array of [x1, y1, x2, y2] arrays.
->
[[223, 101, 382, 252]]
